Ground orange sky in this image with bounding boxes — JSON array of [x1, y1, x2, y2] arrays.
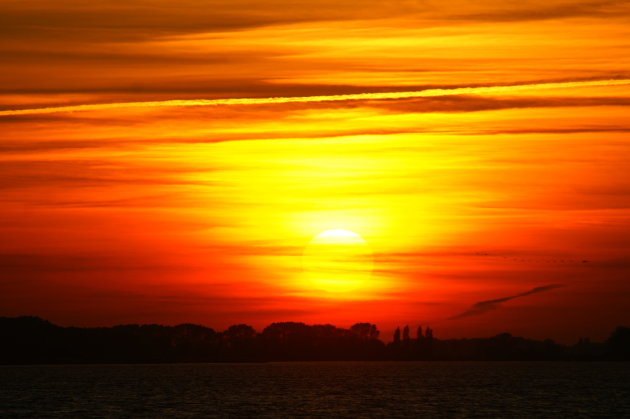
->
[[1, 0, 630, 343]]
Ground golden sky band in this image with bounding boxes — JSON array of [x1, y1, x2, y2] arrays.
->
[[2, 78, 629, 116]]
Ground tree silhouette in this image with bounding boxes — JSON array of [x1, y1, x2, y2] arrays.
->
[[224, 324, 256, 341], [0, 316, 628, 363], [608, 326, 630, 360], [426, 327, 433, 339], [403, 325, 410, 344], [350, 323, 380, 340], [393, 327, 401, 345], [416, 325, 423, 340], [370, 324, 380, 340]]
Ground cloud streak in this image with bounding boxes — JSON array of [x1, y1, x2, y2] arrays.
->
[[2, 79, 629, 116], [449, 284, 565, 320]]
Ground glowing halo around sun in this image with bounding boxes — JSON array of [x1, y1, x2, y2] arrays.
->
[[302, 229, 374, 296]]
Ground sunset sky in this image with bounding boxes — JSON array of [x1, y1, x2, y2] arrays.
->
[[1, 0, 630, 343]]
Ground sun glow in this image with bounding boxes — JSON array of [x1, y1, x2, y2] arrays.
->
[[301, 229, 374, 297]]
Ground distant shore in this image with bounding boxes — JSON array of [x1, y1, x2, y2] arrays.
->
[[2, 316, 628, 364]]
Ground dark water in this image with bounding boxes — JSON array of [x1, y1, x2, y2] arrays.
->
[[1, 362, 629, 418]]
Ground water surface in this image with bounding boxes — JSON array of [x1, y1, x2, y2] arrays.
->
[[1, 362, 629, 418]]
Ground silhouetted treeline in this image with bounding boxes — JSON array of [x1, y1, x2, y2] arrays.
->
[[1, 316, 628, 364]]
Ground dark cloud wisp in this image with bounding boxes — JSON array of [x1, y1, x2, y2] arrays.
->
[[449, 284, 565, 320]]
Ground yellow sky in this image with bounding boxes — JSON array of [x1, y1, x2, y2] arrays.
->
[[1, 0, 630, 342]]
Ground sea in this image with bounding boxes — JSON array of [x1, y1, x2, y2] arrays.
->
[[1, 362, 629, 418]]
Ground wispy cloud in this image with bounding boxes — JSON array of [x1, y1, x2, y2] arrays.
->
[[2, 79, 629, 116], [449, 284, 565, 320]]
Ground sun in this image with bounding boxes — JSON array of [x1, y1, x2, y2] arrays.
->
[[302, 229, 374, 295]]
